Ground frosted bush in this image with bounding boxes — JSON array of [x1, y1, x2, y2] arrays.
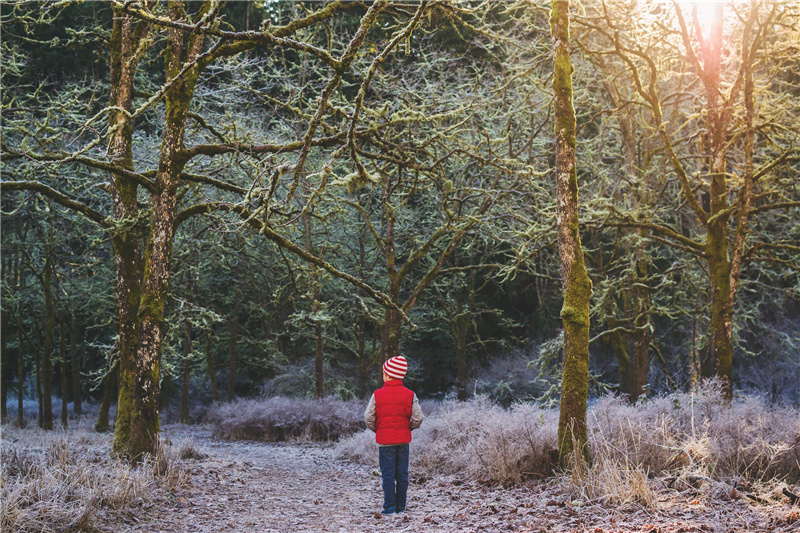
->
[[336, 396, 559, 485], [206, 396, 366, 442], [588, 381, 800, 481], [336, 384, 800, 487]]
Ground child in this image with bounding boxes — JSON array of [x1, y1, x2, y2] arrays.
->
[[364, 355, 424, 514]]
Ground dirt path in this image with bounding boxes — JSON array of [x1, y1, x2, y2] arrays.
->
[[122, 426, 797, 533], [127, 425, 525, 533]]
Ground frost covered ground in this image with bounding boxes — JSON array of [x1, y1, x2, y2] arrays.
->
[[126, 425, 798, 533], [4, 394, 799, 533]]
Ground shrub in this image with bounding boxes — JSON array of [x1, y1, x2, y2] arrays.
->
[[336, 396, 559, 485], [588, 381, 800, 482], [205, 396, 366, 442], [336, 382, 800, 489]]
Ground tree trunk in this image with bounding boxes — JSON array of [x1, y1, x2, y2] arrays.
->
[[160, 367, 172, 411], [702, 2, 734, 399], [205, 326, 219, 403], [108, 7, 148, 457], [1, 309, 8, 422], [96, 360, 118, 433], [455, 304, 468, 402], [629, 238, 651, 402], [551, 0, 592, 464], [59, 323, 68, 427], [41, 249, 55, 430], [357, 316, 368, 398], [0, 252, 7, 422], [129, 1, 207, 459], [380, 293, 401, 361], [303, 207, 324, 399], [314, 318, 323, 398], [180, 317, 191, 424], [16, 269, 25, 428], [612, 241, 651, 404], [70, 315, 82, 415], [227, 307, 239, 402], [36, 339, 43, 423]]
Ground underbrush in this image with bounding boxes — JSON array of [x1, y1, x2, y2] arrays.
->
[[336, 382, 800, 497], [337, 396, 558, 485], [0, 421, 193, 533], [205, 396, 366, 441]]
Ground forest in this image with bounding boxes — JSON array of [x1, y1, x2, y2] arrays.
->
[[1, 1, 799, 532]]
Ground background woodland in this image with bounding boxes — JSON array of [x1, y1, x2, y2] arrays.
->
[[1, 0, 799, 452]]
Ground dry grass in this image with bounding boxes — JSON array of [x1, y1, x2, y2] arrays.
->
[[588, 381, 800, 482], [336, 382, 800, 500], [205, 396, 366, 442], [1, 420, 191, 533], [336, 396, 559, 485]]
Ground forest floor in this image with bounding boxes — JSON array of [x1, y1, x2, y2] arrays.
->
[[116, 424, 800, 533]]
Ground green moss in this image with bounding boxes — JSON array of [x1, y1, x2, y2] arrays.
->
[[138, 293, 166, 323]]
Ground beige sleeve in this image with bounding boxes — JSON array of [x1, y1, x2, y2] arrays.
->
[[364, 394, 377, 431], [410, 393, 424, 430]]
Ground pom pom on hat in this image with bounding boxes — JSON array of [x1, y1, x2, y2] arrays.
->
[[383, 356, 407, 380]]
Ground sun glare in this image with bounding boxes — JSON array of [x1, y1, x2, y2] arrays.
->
[[675, 0, 724, 36], [691, 0, 723, 31]]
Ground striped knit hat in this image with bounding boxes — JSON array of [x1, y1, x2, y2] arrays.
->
[[383, 356, 408, 380]]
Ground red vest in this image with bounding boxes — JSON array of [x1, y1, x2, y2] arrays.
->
[[374, 380, 414, 445]]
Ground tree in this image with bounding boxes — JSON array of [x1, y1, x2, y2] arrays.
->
[[2, 0, 422, 457], [578, 0, 800, 398], [551, 0, 592, 463]]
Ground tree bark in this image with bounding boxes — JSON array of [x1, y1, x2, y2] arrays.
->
[[303, 206, 324, 399], [453, 250, 469, 402], [551, 0, 592, 464], [36, 336, 43, 424], [227, 303, 239, 402], [180, 317, 192, 424], [16, 267, 25, 428], [129, 0, 208, 459], [108, 7, 148, 457], [40, 245, 55, 430], [70, 315, 82, 415], [205, 326, 219, 403], [1, 309, 8, 422], [59, 323, 68, 427], [96, 360, 118, 433], [379, 184, 401, 361]]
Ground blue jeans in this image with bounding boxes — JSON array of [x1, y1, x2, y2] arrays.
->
[[378, 444, 409, 512]]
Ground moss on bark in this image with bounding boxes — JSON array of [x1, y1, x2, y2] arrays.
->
[[551, 0, 592, 465]]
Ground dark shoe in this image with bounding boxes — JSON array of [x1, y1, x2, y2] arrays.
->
[[382, 507, 396, 515], [396, 508, 405, 514]]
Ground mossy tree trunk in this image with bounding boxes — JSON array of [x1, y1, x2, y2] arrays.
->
[[129, 0, 208, 459], [303, 205, 324, 399], [702, 2, 734, 398], [551, 0, 592, 464], [629, 240, 651, 401], [379, 185, 401, 362], [108, 7, 149, 456]]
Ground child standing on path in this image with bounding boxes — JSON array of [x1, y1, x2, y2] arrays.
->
[[364, 356, 424, 515]]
